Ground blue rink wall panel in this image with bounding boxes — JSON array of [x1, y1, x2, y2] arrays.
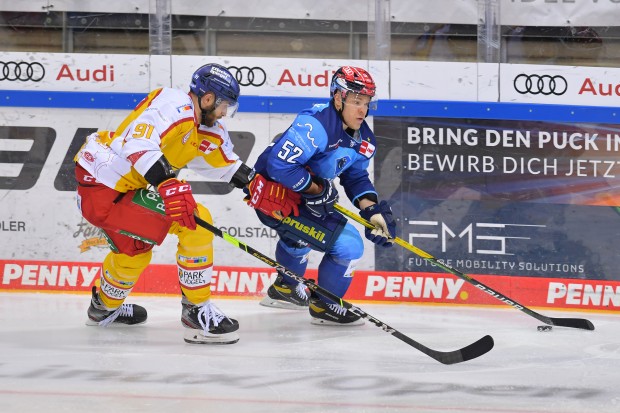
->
[[1, 89, 620, 123]]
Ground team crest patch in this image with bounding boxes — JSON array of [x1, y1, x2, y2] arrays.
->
[[176, 104, 192, 113], [83, 151, 95, 162], [336, 156, 351, 175], [199, 140, 218, 154], [359, 140, 375, 158]]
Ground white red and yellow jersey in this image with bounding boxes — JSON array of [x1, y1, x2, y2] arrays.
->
[[74, 87, 242, 192]]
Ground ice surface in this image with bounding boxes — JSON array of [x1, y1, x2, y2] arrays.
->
[[0, 292, 618, 413]]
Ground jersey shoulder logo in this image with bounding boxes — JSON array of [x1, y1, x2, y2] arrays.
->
[[297, 122, 318, 148], [359, 140, 375, 158]]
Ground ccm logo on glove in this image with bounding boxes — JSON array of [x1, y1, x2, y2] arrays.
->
[[250, 179, 264, 205], [245, 174, 301, 219], [162, 182, 191, 196], [158, 178, 197, 230]]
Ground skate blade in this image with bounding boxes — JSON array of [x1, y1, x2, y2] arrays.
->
[[259, 296, 308, 311], [183, 329, 239, 345], [310, 317, 365, 326], [85, 318, 146, 327]]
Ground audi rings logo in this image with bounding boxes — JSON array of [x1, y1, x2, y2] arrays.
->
[[0, 61, 45, 82], [513, 74, 567, 96], [227, 66, 266, 87]]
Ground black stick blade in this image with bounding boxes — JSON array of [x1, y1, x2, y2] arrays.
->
[[394, 332, 494, 365], [549, 317, 595, 330], [454, 334, 495, 364]]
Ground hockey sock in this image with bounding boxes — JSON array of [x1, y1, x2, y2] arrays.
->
[[98, 251, 150, 309], [316, 254, 354, 302], [275, 241, 309, 285]]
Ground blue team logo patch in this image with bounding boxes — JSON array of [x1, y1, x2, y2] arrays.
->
[[335, 156, 351, 175]]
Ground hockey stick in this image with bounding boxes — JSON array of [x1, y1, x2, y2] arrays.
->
[[194, 215, 494, 365], [334, 204, 595, 331]]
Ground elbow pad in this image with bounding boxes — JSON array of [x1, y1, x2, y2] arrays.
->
[[229, 163, 256, 189], [144, 155, 176, 187]]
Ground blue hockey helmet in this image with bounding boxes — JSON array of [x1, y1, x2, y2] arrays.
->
[[190, 64, 240, 117]]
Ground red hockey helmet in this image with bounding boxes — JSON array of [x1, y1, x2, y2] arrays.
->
[[330, 66, 377, 110]]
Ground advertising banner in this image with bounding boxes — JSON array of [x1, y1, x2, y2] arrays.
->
[[4, 51, 618, 109], [373, 116, 620, 282], [3, 260, 617, 311], [0, 52, 390, 100], [500, 64, 620, 107]]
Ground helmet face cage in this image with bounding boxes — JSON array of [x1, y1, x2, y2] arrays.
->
[[190, 64, 240, 117], [330, 66, 378, 111]]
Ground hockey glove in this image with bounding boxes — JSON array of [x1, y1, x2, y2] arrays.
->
[[157, 178, 197, 230], [302, 177, 339, 218], [245, 173, 301, 219], [360, 200, 396, 247]]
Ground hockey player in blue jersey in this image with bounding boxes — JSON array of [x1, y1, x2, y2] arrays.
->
[[245, 66, 397, 325]]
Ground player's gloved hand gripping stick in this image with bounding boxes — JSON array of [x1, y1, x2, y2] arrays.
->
[[359, 200, 396, 247], [334, 203, 595, 331], [244, 173, 301, 219]]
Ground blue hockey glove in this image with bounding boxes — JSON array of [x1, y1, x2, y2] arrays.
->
[[302, 177, 339, 218], [360, 200, 396, 247]]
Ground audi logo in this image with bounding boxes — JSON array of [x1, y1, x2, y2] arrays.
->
[[513, 74, 567, 96], [0, 61, 45, 82], [227, 66, 266, 87]]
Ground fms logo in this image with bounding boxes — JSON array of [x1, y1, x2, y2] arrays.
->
[[513, 74, 568, 96], [408, 220, 546, 255]]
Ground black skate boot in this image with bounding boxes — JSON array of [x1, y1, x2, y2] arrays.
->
[[309, 293, 364, 326], [259, 273, 309, 310], [182, 299, 239, 344], [86, 286, 147, 327]]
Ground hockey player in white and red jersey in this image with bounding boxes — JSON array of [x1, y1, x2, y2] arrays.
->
[[74, 63, 300, 344]]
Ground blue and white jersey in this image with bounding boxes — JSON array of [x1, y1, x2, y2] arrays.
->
[[254, 101, 378, 205]]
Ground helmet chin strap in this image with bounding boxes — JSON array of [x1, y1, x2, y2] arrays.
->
[[334, 91, 352, 131]]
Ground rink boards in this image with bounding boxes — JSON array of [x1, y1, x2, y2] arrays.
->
[[1, 260, 618, 312], [1, 52, 620, 313]]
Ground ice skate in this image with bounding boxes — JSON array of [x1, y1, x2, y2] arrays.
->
[[260, 274, 309, 310], [309, 294, 364, 326], [182, 300, 239, 344], [86, 286, 147, 326]]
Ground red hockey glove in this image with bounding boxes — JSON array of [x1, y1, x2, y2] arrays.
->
[[157, 178, 197, 230], [245, 174, 301, 219]]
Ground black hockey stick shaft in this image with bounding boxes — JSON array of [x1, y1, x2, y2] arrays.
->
[[194, 215, 494, 365], [334, 204, 594, 331]]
